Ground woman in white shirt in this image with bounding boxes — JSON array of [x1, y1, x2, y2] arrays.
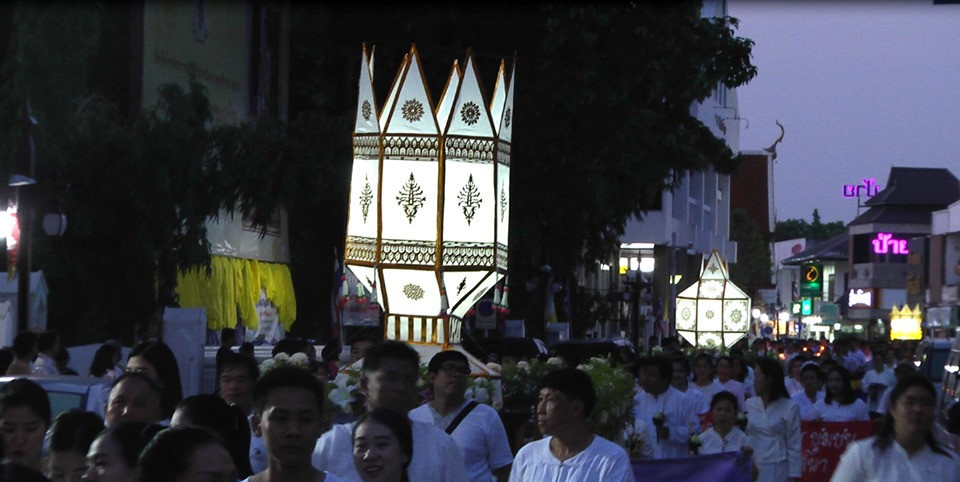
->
[[745, 358, 802, 482], [690, 353, 726, 411], [716, 356, 747, 410], [814, 366, 869, 422], [790, 362, 824, 421], [831, 376, 960, 481]]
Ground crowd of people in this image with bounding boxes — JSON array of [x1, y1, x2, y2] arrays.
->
[[0, 329, 958, 481]]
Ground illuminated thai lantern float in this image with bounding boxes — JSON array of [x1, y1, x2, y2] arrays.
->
[[675, 250, 750, 348], [344, 45, 513, 347], [890, 304, 922, 341]]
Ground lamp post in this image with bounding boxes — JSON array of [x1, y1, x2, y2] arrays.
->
[[11, 102, 37, 333]]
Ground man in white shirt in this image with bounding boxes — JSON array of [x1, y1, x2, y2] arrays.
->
[[634, 356, 698, 459], [510, 368, 633, 481], [409, 351, 512, 482], [313, 340, 466, 481], [33, 331, 60, 376]]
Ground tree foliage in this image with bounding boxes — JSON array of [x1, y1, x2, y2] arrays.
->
[[775, 209, 846, 242], [729, 207, 772, 297]]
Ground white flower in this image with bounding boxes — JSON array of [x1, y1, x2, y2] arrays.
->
[[516, 361, 530, 371], [546, 357, 564, 367], [328, 384, 354, 410], [275, 352, 291, 363], [486, 362, 502, 373], [290, 352, 309, 365], [258, 359, 276, 374]]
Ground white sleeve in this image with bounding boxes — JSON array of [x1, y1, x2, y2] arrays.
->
[[607, 448, 637, 482], [485, 410, 514, 469], [856, 400, 870, 421], [785, 402, 803, 478], [509, 446, 529, 481], [830, 441, 867, 482]]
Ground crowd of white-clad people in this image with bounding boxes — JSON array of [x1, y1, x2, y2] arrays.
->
[[1, 328, 960, 481]]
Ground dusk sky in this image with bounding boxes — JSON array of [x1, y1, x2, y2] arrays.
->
[[729, 0, 960, 225]]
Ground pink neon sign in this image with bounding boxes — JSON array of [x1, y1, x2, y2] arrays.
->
[[872, 233, 908, 255], [842, 178, 879, 198]]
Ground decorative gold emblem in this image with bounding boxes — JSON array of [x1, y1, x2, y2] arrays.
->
[[396, 173, 426, 223], [361, 100, 372, 121], [461, 101, 481, 125], [457, 174, 482, 225], [359, 176, 373, 222], [401, 99, 424, 123], [402, 283, 425, 300]]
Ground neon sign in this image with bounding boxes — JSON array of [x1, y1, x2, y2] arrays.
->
[[842, 178, 879, 198], [872, 233, 908, 255], [848, 289, 873, 308]]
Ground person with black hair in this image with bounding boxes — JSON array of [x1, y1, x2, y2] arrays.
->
[[248, 366, 343, 482], [716, 356, 746, 410], [670, 355, 707, 415], [700, 391, 749, 455], [126, 340, 183, 419], [814, 366, 868, 422], [510, 368, 632, 481], [172, 395, 254, 478], [33, 331, 60, 376], [0, 378, 50, 471], [320, 341, 341, 381], [0, 348, 14, 376], [352, 409, 413, 482], [789, 362, 824, 421], [45, 410, 104, 482], [832, 376, 960, 480], [633, 355, 698, 459], [89, 344, 122, 380], [83, 421, 164, 482], [7, 331, 38, 375], [348, 335, 380, 365], [745, 358, 801, 482], [104, 372, 164, 426], [55, 347, 77, 376], [690, 353, 727, 411], [876, 362, 918, 415], [217, 351, 267, 474], [139, 426, 237, 482], [409, 351, 513, 482], [313, 340, 466, 482]]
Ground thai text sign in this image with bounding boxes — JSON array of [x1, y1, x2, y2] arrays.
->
[[801, 420, 876, 482], [842, 178, 879, 198], [872, 232, 908, 255]]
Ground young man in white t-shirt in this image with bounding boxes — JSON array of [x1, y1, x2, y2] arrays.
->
[[510, 368, 634, 482], [312, 341, 466, 482], [409, 351, 512, 482]]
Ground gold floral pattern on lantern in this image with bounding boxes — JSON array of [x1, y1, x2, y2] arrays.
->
[[401, 99, 424, 122], [402, 283, 425, 300]]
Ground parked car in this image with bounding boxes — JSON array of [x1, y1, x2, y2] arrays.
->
[[461, 336, 549, 364], [0, 376, 111, 419], [549, 337, 638, 367]]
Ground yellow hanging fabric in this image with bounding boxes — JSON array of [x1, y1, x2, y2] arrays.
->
[[175, 255, 296, 331]]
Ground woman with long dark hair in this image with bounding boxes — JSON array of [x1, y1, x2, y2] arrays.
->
[[745, 358, 801, 482], [89, 344, 122, 380], [171, 395, 254, 478], [814, 366, 869, 422], [352, 409, 413, 482], [831, 376, 959, 480], [126, 341, 183, 419]]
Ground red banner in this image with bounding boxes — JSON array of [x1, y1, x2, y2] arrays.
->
[[801, 420, 877, 482]]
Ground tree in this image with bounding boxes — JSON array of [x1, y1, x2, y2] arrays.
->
[[775, 209, 846, 242]]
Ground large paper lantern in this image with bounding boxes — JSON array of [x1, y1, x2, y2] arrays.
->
[[344, 45, 513, 345], [675, 250, 750, 348]]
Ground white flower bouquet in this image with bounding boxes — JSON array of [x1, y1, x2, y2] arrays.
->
[[259, 351, 311, 375]]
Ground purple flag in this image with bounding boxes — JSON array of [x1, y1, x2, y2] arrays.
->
[[631, 452, 752, 482]]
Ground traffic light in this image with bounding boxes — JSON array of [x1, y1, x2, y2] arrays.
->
[[801, 298, 813, 316], [800, 263, 823, 297]]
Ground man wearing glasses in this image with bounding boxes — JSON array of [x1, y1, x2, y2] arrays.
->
[[410, 351, 513, 482]]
